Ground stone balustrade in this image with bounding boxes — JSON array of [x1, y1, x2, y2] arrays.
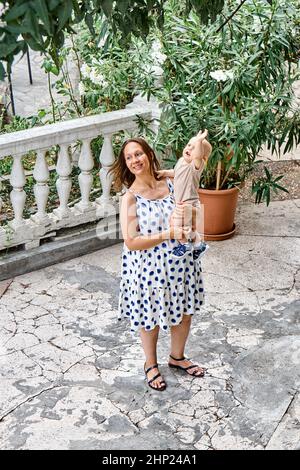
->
[[0, 95, 160, 251]]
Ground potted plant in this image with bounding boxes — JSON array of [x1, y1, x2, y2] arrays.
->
[[137, 0, 300, 239]]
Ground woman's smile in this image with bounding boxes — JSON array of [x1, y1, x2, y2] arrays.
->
[[133, 163, 143, 170]]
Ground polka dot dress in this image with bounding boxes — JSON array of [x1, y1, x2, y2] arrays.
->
[[118, 178, 205, 334]]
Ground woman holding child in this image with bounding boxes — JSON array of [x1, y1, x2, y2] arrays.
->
[[109, 131, 212, 391]]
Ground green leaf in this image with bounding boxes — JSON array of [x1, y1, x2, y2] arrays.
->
[[57, 0, 73, 32], [273, 183, 289, 193], [38, 109, 46, 118], [4, 2, 28, 22], [0, 61, 5, 80], [85, 13, 95, 36], [33, 0, 52, 35], [23, 9, 42, 44], [5, 23, 32, 35], [266, 188, 270, 206], [53, 30, 65, 49], [100, 0, 113, 17], [264, 166, 271, 180], [22, 34, 43, 51], [283, 130, 294, 153], [0, 41, 19, 58], [273, 174, 284, 182], [47, 0, 61, 11], [48, 0, 61, 12], [117, 1, 129, 15]]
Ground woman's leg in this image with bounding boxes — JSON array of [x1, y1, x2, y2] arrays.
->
[[169, 314, 205, 376], [140, 326, 165, 389]]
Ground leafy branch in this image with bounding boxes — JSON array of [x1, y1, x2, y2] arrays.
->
[[0, 0, 274, 80]]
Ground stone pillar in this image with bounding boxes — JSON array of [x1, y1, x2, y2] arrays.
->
[[9, 154, 26, 229], [53, 143, 72, 219], [31, 149, 50, 223], [74, 138, 94, 212], [96, 133, 115, 207]]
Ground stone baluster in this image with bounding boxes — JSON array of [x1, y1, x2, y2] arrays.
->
[[53, 143, 72, 219], [74, 138, 94, 213], [9, 154, 26, 229], [31, 149, 50, 223], [96, 133, 114, 207]]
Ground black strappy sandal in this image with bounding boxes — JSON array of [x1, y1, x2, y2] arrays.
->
[[168, 355, 206, 377], [144, 363, 167, 391]]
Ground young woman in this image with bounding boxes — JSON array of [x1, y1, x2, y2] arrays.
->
[[109, 137, 210, 391]]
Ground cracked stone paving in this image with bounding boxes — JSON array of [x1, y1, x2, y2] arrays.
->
[[0, 199, 299, 450]]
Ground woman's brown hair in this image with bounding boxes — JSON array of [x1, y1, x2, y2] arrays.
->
[[108, 137, 162, 193]]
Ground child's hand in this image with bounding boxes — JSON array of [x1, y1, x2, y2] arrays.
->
[[196, 129, 208, 141], [195, 129, 212, 164], [156, 170, 166, 179]]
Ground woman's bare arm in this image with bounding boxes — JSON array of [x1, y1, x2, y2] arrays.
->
[[120, 192, 189, 250], [120, 192, 169, 250]]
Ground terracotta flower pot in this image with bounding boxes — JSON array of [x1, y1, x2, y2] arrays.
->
[[198, 186, 239, 241]]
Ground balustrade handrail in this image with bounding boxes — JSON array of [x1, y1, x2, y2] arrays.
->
[[0, 95, 161, 252], [0, 102, 153, 158]]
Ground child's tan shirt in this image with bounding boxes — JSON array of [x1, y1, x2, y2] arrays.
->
[[173, 157, 205, 205]]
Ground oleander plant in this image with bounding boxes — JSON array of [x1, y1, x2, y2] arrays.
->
[[140, 0, 300, 204]]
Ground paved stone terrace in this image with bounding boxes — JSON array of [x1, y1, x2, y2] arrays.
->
[[0, 198, 299, 450], [6, 47, 78, 118]]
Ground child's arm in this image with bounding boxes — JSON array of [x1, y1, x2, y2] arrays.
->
[[157, 169, 175, 178], [192, 130, 212, 170]]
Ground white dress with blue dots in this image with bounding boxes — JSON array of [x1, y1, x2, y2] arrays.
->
[[118, 178, 205, 334]]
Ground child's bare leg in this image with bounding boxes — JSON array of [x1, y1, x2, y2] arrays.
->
[[170, 204, 193, 245], [181, 204, 193, 244], [190, 205, 209, 259], [171, 205, 187, 244], [191, 204, 210, 253], [190, 206, 203, 244]]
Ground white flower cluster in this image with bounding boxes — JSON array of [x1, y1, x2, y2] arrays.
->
[[80, 63, 91, 78], [0, 2, 9, 16], [253, 16, 262, 34], [210, 69, 234, 82], [91, 58, 104, 67], [98, 38, 106, 48], [187, 93, 196, 102], [80, 62, 108, 88], [90, 68, 108, 87]]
